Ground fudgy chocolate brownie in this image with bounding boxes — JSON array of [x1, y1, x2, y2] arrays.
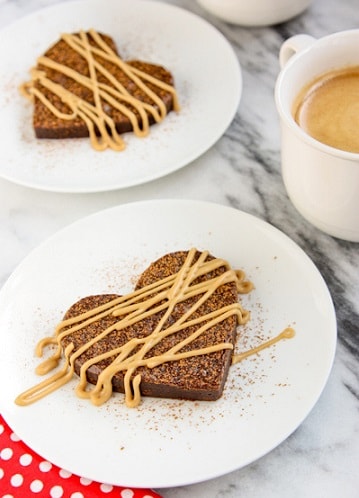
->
[[59, 250, 250, 405], [23, 30, 176, 144]]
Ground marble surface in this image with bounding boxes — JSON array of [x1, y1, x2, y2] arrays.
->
[[0, 0, 358, 497]]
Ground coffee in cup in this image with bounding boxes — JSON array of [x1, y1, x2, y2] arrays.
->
[[292, 65, 359, 153], [275, 30, 359, 242]]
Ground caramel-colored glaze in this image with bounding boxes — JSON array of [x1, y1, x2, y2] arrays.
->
[[232, 327, 295, 364], [15, 249, 295, 409], [15, 249, 251, 408], [21, 29, 180, 151]]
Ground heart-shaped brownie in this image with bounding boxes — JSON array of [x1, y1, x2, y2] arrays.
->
[[21, 29, 179, 151], [16, 249, 252, 408]]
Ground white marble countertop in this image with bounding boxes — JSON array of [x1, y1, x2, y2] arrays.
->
[[0, 0, 358, 497]]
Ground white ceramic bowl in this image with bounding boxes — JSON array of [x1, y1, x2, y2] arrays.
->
[[196, 0, 312, 26]]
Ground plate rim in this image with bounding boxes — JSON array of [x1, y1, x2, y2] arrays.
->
[[0, 199, 337, 487], [0, 0, 242, 193]]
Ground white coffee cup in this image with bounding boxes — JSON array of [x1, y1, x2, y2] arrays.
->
[[275, 30, 359, 242]]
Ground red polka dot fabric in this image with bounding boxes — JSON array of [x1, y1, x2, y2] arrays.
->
[[0, 415, 162, 498]]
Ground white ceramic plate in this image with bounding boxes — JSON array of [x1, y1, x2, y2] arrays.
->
[[0, 200, 336, 488], [0, 0, 241, 193]]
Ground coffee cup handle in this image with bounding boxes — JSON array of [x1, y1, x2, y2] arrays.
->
[[279, 34, 316, 68]]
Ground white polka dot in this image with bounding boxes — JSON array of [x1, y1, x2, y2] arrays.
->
[[0, 467, 4, 479], [120, 490, 134, 498], [71, 493, 84, 498], [80, 476, 92, 486], [0, 448, 13, 460], [10, 473, 24, 487], [100, 483, 113, 493], [0, 424, 4, 435], [30, 479, 44, 493], [10, 432, 20, 442], [19, 453, 33, 466], [3, 494, 14, 498], [39, 460, 52, 472], [50, 485, 64, 498], [59, 468, 72, 478]]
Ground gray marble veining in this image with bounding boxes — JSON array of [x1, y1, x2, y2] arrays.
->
[[0, 0, 358, 497]]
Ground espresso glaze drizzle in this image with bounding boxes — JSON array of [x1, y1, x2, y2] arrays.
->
[[232, 327, 295, 364], [21, 29, 180, 151], [15, 249, 294, 408]]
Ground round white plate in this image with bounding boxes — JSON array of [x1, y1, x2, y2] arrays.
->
[[0, 200, 336, 488], [0, 0, 241, 193]]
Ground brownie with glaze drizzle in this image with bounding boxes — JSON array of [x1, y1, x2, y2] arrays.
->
[[60, 251, 243, 402], [30, 31, 175, 139]]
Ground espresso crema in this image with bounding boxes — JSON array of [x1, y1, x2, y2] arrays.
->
[[293, 65, 359, 153]]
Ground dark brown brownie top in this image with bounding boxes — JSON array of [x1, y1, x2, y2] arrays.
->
[[24, 30, 177, 145], [60, 250, 242, 402], [15, 249, 253, 408]]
